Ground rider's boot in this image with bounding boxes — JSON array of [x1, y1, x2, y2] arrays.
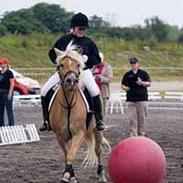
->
[[39, 96, 50, 132], [92, 95, 105, 131], [39, 89, 54, 132]]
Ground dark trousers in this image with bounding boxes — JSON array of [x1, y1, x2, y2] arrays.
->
[[0, 89, 14, 126]]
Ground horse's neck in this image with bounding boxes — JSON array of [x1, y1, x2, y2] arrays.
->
[[59, 86, 79, 104]]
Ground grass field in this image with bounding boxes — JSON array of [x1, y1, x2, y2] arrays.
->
[[1, 33, 183, 81]]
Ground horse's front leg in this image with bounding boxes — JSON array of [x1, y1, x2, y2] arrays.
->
[[61, 131, 84, 183], [61, 164, 77, 183], [95, 131, 107, 183]]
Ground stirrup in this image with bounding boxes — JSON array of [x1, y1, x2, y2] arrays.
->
[[96, 121, 105, 131], [39, 121, 50, 132]]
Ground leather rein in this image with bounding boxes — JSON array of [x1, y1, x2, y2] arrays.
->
[[58, 64, 80, 138]]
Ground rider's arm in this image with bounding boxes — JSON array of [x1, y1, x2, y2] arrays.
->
[[48, 48, 57, 64], [48, 35, 71, 64], [84, 40, 101, 69]]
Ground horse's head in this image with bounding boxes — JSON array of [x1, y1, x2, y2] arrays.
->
[[54, 41, 85, 91]]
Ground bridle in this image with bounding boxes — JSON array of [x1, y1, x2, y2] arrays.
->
[[57, 62, 80, 85], [57, 60, 80, 108]]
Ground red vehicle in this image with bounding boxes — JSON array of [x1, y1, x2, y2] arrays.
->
[[11, 69, 41, 95]]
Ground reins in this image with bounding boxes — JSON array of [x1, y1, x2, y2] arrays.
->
[[58, 70, 79, 138]]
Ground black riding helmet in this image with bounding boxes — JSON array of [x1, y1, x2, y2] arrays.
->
[[70, 12, 89, 28]]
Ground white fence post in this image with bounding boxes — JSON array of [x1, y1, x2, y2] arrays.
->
[[0, 124, 40, 146]]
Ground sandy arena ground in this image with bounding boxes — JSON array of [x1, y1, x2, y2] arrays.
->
[[111, 80, 183, 91], [0, 100, 183, 183]]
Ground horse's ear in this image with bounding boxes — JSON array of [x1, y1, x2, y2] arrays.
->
[[54, 48, 64, 57], [78, 47, 83, 55]]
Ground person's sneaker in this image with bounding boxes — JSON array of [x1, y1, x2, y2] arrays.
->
[[39, 121, 49, 132], [96, 120, 105, 131]]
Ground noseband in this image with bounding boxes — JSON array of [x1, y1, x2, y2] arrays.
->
[[57, 64, 80, 86]]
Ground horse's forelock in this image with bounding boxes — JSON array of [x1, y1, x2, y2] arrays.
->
[[55, 41, 85, 69]]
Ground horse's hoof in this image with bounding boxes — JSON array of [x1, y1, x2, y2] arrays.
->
[[70, 176, 78, 183], [98, 178, 107, 183], [61, 172, 70, 183], [98, 171, 107, 183], [61, 175, 78, 183], [60, 180, 69, 183]]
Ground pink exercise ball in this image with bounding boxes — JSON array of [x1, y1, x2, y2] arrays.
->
[[108, 137, 166, 183]]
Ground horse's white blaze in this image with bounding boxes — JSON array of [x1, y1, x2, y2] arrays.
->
[[69, 60, 72, 65]]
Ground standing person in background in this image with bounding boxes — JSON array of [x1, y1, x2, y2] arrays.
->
[[121, 57, 151, 137], [92, 52, 113, 115], [39, 12, 105, 132], [0, 57, 15, 126]]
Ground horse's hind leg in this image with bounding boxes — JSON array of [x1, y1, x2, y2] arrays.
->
[[94, 132, 107, 183], [62, 131, 84, 183]]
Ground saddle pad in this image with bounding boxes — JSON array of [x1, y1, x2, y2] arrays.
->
[[48, 86, 90, 112], [48, 86, 60, 112], [78, 87, 90, 112]]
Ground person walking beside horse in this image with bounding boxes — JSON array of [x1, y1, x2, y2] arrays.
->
[[39, 12, 105, 132]]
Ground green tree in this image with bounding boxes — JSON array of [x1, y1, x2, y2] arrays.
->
[[31, 3, 72, 33], [178, 29, 183, 44], [2, 9, 45, 34], [89, 15, 110, 28], [145, 17, 169, 42], [0, 23, 7, 36], [166, 25, 180, 42]]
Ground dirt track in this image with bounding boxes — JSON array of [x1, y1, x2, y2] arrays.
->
[[111, 80, 183, 91], [0, 104, 183, 183]]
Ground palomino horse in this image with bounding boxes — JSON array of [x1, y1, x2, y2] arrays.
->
[[49, 42, 110, 183]]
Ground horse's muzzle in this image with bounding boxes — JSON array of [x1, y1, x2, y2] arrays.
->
[[64, 73, 78, 91]]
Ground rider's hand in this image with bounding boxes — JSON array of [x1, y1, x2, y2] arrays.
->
[[82, 55, 88, 63]]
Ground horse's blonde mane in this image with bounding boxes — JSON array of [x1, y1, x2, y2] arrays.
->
[[54, 40, 85, 70]]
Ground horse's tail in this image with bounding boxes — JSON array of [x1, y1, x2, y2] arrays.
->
[[81, 132, 111, 168], [81, 131, 98, 167], [102, 135, 111, 152]]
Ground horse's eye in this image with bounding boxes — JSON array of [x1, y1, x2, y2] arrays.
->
[[77, 64, 80, 68], [60, 63, 64, 68]]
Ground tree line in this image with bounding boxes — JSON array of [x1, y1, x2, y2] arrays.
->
[[0, 3, 183, 44]]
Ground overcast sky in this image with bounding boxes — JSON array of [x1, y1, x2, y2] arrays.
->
[[0, 0, 182, 28]]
